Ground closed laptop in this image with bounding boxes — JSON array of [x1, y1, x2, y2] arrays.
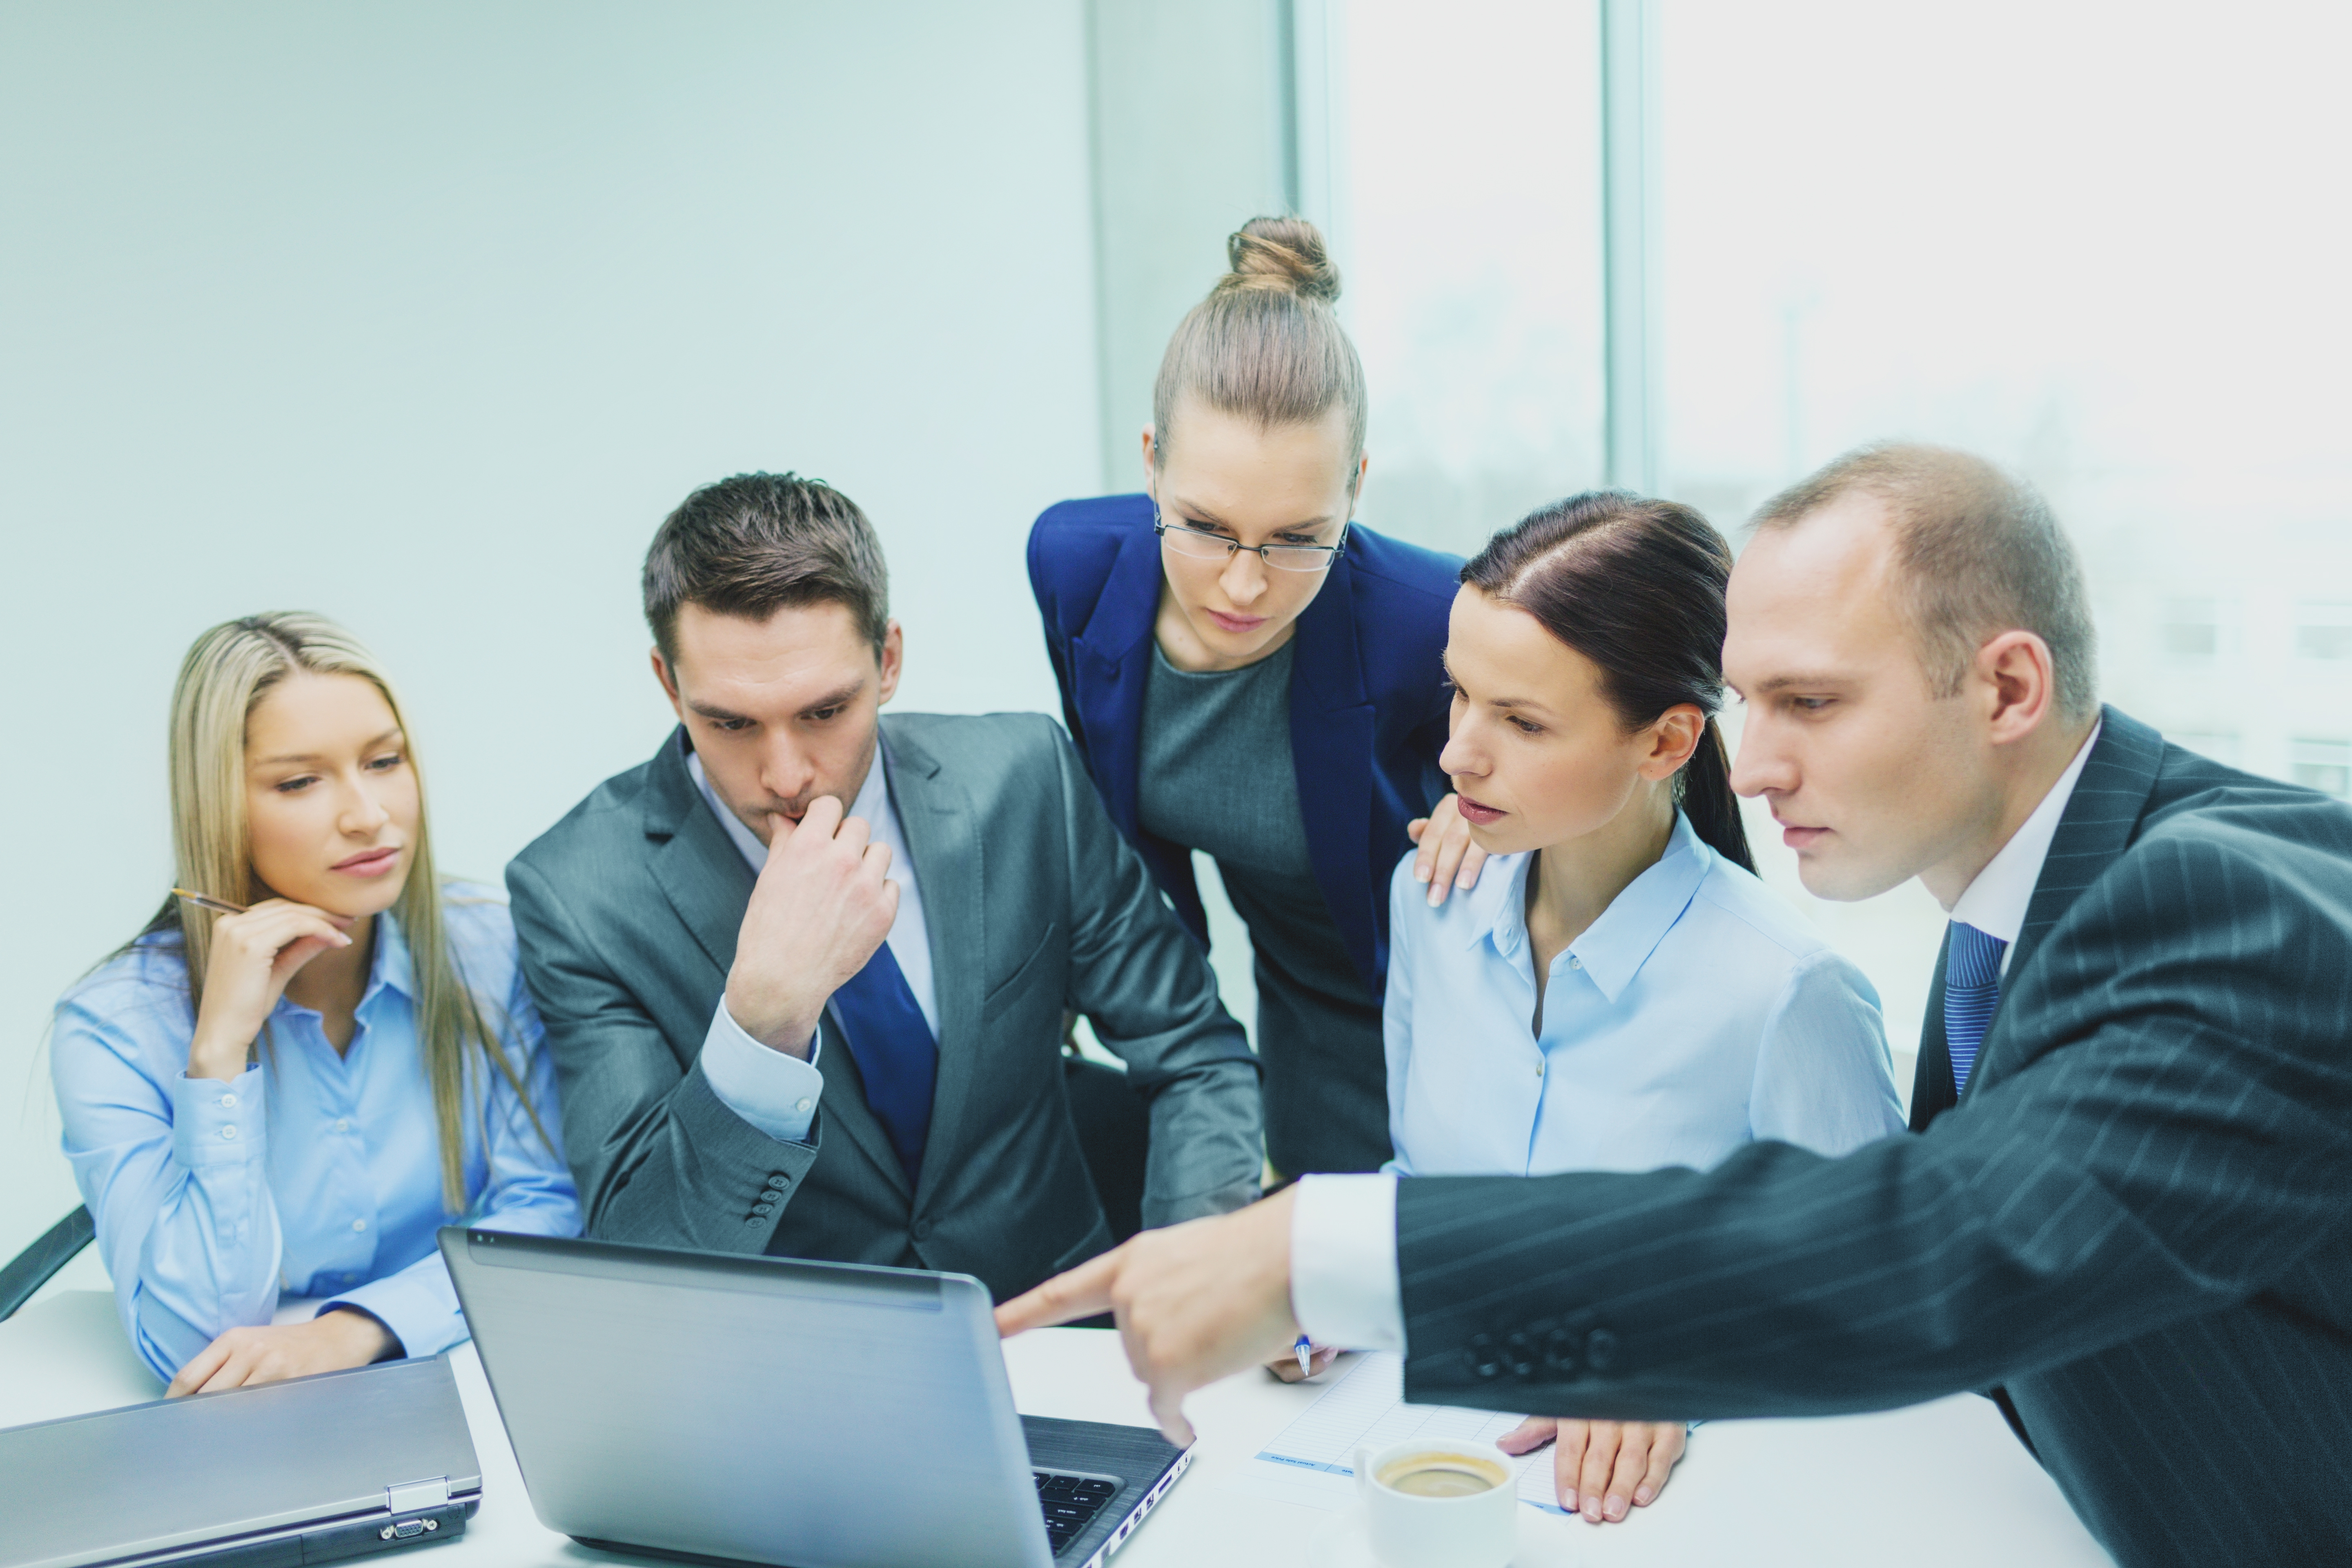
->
[[0, 1355, 481, 1568]]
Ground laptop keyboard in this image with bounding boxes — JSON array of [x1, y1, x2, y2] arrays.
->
[[1033, 1469, 1119, 1557]]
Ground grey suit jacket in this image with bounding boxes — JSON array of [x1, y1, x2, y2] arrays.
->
[[506, 713, 1262, 1301], [1390, 709, 2352, 1567]]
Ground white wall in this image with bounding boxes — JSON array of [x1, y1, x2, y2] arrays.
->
[[0, 1, 1103, 1262]]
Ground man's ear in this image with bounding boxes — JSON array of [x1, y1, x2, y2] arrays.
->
[[650, 647, 686, 719], [875, 620, 905, 706], [1977, 630, 2057, 746], [1140, 425, 1159, 496]]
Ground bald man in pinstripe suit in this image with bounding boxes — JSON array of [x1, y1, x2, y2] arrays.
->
[[1002, 445, 2352, 1566]]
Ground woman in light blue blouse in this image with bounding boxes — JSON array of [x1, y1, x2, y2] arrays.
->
[[52, 612, 577, 1393], [1382, 493, 1904, 1524]]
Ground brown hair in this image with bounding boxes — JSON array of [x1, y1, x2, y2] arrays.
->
[[643, 472, 890, 662], [1462, 492, 1755, 873], [1753, 443, 2099, 720], [1151, 216, 1367, 489]]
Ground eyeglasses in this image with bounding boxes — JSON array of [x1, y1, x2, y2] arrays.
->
[[1154, 512, 1349, 573]]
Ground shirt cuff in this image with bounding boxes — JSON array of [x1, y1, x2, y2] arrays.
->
[[320, 1260, 455, 1361], [1290, 1173, 1405, 1353], [697, 1002, 824, 1145], [170, 1067, 267, 1169]]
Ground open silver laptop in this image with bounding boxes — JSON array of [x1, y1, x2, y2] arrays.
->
[[439, 1227, 1189, 1568], [0, 1356, 479, 1568]]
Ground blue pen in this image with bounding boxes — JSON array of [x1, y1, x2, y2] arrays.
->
[[1293, 1335, 1314, 1378]]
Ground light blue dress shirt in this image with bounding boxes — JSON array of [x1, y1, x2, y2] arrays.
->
[[1384, 812, 1905, 1179], [51, 886, 580, 1382], [689, 744, 935, 1145]]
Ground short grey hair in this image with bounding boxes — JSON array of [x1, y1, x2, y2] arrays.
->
[[1753, 443, 2099, 720]]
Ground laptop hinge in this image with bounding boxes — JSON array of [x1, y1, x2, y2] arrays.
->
[[385, 1476, 451, 1514]]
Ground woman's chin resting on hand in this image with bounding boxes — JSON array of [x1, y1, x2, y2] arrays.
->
[[165, 1307, 399, 1397]]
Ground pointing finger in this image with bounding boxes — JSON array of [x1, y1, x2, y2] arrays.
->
[[995, 1252, 1119, 1336], [1147, 1383, 1196, 1448]]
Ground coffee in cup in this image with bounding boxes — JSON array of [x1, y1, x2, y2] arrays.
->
[[1375, 1452, 1508, 1498], [1352, 1438, 1518, 1568]]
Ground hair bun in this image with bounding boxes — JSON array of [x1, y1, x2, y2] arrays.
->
[[1219, 216, 1341, 305]]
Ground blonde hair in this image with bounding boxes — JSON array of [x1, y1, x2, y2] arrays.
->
[[1151, 216, 1367, 490], [145, 611, 543, 1211]]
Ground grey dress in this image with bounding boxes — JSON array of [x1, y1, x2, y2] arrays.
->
[[1138, 641, 1391, 1175]]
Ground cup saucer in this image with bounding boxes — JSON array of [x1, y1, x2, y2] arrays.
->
[[1310, 1506, 1579, 1568]]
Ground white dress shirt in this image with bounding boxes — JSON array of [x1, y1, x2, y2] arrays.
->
[[689, 744, 935, 1145], [1292, 722, 2105, 1354]]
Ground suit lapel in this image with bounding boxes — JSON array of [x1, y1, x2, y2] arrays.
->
[[2006, 706, 2165, 979], [880, 721, 984, 1213], [1289, 551, 1379, 991], [643, 728, 755, 984], [1070, 523, 1163, 841], [1964, 706, 2166, 1102]]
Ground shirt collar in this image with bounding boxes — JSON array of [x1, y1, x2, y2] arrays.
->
[[1945, 718, 2103, 944], [1466, 811, 1713, 1004], [687, 740, 893, 875]]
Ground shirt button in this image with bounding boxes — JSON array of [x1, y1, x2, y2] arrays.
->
[[1568, 955, 1582, 970], [352, 1218, 368, 1232], [334, 1118, 352, 1133], [1535, 1062, 1546, 1078], [219, 1125, 238, 1141], [218, 1093, 237, 1108], [795, 1098, 813, 1114]]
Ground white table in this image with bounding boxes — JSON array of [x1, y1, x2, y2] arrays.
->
[[1, 1290, 2111, 1566]]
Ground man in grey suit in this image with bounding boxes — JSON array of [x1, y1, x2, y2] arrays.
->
[[508, 472, 1261, 1303], [1002, 444, 2352, 1566]]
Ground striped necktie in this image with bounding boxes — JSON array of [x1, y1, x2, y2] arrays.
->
[[1943, 921, 2009, 1097]]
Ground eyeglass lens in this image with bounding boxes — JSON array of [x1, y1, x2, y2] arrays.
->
[[1161, 525, 1337, 572]]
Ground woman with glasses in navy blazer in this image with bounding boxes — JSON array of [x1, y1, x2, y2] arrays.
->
[[1029, 218, 1478, 1190]]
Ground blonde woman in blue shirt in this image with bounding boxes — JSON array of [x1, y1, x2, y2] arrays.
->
[[52, 613, 577, 1393], [1383, 494, 1904, 1524]]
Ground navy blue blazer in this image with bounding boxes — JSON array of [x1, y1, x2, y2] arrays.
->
[[1027, 493, 1462, 998]]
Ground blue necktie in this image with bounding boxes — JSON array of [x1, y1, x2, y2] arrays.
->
[[1943, 922, 2009, 1097], [828, 940, 938, 1185]]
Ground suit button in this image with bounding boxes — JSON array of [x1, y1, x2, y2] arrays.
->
[[1503, 1332, 1535, 1378], [766, 1174, 789, 1190], [1466, 1333, 1502, 1380], [1584, 1328, 1619, 1372], [912, 1218, 933, 1241], [1542, 1327, 1578, 1376]]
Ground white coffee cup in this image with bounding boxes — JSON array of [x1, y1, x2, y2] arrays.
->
[[1351, 1437, 1517, 1568]]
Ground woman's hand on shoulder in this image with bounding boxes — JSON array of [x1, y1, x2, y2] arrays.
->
[[165, 1308, 396, 1397], [1498, 1416, 1687, 1524], [187, 900, 353, 1081], [1405, 794, 1489, 907]]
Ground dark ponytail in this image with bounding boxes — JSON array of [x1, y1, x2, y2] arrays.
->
[[1461, 491, 1755, 874]]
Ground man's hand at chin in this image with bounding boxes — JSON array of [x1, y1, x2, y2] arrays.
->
[[995, 1186, 1302, 1445], [723, 794, 899, 1057]]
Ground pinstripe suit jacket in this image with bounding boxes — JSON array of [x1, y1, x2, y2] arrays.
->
[[1393, 708, 2352, 1566]]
